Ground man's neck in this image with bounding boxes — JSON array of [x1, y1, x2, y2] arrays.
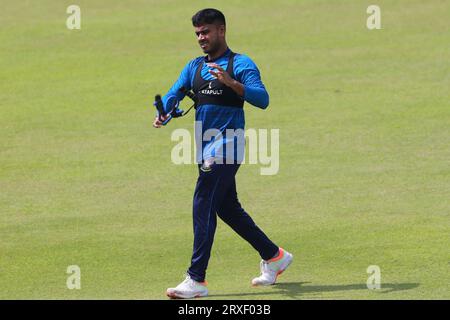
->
[[207, 44, 228, 61]]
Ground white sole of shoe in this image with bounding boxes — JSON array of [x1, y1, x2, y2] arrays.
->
[[166, 289, 208, 299]]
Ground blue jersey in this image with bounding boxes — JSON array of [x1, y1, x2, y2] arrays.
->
[[162, 48, 269, 162]]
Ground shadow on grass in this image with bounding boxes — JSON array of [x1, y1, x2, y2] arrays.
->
[[208, 282, 420, 299]]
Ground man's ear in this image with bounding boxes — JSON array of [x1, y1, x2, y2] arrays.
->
[[218, 24, 226, 37]]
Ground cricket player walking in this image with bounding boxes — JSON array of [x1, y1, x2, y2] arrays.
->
[[153, 8, 293, 299]]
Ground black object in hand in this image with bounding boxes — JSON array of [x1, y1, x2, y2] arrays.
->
[[154, 94, 165, 120]]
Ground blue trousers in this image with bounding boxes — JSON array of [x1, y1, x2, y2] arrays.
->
[[187, 162, 279, 282]]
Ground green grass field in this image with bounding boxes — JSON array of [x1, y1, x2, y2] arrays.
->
[[1, 0, 449, 299]]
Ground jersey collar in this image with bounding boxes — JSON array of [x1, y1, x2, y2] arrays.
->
[[204, 47, 231, 62]]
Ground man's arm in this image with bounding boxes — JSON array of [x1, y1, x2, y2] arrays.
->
[[235, 55, 269, 109], [153, 60, 197, 128], [208, 55, 269, 109], [161, 61, 194, 113]]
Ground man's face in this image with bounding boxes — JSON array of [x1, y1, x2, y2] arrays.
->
[[194, 24, 225, 54]]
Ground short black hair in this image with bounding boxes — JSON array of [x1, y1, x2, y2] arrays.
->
[[192, 8, 226, 27]]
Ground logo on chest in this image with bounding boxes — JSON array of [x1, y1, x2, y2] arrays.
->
[[200, 81, 223, 95]]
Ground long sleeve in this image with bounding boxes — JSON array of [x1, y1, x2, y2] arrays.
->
[[234, 55, 269, 109], [161, 60, 195, 113]]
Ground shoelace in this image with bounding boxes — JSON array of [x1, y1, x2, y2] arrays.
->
[[260, 260, 276, 275], [181, 276, 203, 289], [183, 277, 196, 288]]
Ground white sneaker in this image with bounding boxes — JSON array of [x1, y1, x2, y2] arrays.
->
[[166, 275, 208, 299], [252, 248, 293, 286]]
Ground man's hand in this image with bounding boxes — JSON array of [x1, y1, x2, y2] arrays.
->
[[208, 63, 245, 97], [208, 63, 234, 86], [152, 114, 170, 128]]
